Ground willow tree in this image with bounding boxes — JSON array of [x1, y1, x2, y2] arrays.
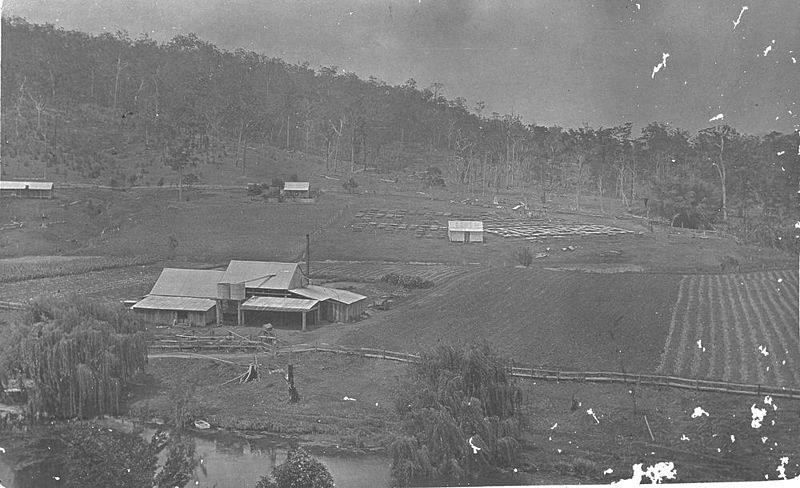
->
[[12, 297, 148, 419], [390, 343, 523, 487]]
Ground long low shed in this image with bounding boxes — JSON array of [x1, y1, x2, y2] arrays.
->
[[0, 181, 53, 199], [132, 295, 217, 326], [240, 296, 319, 330]]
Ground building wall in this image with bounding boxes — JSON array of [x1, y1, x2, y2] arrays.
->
[[469, 231, 484, 243], [243, 310, 317, 328], [0, 189, 52, 199], [448, 230, 465, 242], [135, 308, 215, 326], [327, 300, 365, 322]]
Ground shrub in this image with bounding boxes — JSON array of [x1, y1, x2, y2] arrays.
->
[[380, 273, 434, 289], [256, 447, 334, 488], [515, 246, 533, 267]]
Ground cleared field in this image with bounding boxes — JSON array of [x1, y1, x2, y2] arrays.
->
[[0, 255, 156, 282], [656, 269, 800, 387], [340, 267, 681, 372], [311, 260, 475, 283], [0, 266, 162, 302]]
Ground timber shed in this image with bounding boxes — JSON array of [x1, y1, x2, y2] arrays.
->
[[0, 181, 53, 199], [448, 220, 484, 243], [290, 284, 367, 323], [283, 181, 310, 198], [132, 268, 225, 326]]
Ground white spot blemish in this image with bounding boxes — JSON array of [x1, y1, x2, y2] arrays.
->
[[731, 434, 736, 443], [557, 448, 562, 453], [691, 407, 710, 418], [777, 457, 789, 480], [696, 339, 706, 352], [468, 436, 482, 454], [605, 468, 614, 475], [343, 396, 356, 401], [759, 345, 769, 356], [751, 404, 767, 428], [54, 476, 60, 481], [551, 422, 558, 430], [613, 462, 677, 485], [763, 40, 775, 57], [651, 52, 670, 79], [587, 408, 600, 424], [709, 113, 724, 122], [0, 447, 4, 453], [732, 6, 749, 29], [762, 436, 769, 443], [681, 434, 690, 441]]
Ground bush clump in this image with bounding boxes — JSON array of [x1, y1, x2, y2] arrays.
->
[[380, 273, 434, 289]]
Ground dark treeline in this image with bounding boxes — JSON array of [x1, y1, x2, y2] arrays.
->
[[2, 17, 798, 250]]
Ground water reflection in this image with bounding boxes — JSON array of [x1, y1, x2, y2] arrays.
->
[[1, 420, 390, 488]]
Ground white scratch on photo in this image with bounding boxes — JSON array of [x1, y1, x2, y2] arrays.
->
[[651, 52, 670, 79], [732, 6, 748, 29]]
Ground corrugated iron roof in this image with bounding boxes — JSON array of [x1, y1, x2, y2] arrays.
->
[[448, 220, 483, 232], [221, 261, 300, 290], [240, 296, 318, 312], [149, 268, 225, 298], [0, 181, 53, 191], [284, 182, 310, 191], [132, 295, 216, 311], [290, 285, 366, 305]]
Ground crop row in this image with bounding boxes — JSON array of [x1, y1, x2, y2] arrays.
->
[[309, 260, 475, 283], [0, 255, 157, 283], [0, 266, 163, 303], [656, 270, 800, 387]]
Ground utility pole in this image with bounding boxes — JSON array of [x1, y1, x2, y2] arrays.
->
[[306, 234, 310, 280]]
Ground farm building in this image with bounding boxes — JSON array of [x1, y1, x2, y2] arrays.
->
[[290, 284, 368, 323], [135, 261, 366, 330], [0, 181, 53, 199], [448, 220, 484, 243], [282, 181, 310, 198], [132, 268, 225, 326]]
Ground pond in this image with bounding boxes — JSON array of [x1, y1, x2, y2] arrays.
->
[[0, 419, 391, 488]]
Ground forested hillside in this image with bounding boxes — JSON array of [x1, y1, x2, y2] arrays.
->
[[2, 17, 797, 251]]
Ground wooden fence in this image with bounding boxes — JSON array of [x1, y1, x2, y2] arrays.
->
[[276, 343, 800, 400]]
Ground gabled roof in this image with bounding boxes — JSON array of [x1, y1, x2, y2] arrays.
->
[[240, 296, 318, 312], [221, 261, 300, 290], [132, 295, 216, 312], [448, 220, 483, 232], [0, 181, 53, 190], [284, 182, 310, 191], [149, 268, 225, 298], [290, 285, 366, 305]]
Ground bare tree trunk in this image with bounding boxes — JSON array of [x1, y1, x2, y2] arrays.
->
[[242, 136, 247, 176], [113, 57, 122, 111]]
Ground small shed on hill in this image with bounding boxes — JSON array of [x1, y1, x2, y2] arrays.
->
[[0, 181, 53, 199], [290, 284, 367, 323], [448, 220, 484, 243], [283, 181, 310, 198]]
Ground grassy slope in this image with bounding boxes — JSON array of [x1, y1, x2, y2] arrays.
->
[[340, 267, 682, 373]]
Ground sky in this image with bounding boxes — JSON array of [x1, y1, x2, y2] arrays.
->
[[3, 0, 799, 135]]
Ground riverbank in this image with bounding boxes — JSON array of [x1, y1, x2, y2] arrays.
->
[[131, 351, 800, 484], [125, 352, 406, 452]]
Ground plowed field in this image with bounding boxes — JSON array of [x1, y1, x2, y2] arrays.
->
[[656, 269, 800, 387], [341, 267, 681, 372]]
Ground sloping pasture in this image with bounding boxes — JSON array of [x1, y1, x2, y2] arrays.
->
[[310, 260, 475, 283], [656, 269, 800, 388], [341, 267, 681, 372]]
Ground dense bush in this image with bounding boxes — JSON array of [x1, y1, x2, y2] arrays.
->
[[380, 273, 435, 289], [256, 447, 334, 488], [390, 343, 523, 487]]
